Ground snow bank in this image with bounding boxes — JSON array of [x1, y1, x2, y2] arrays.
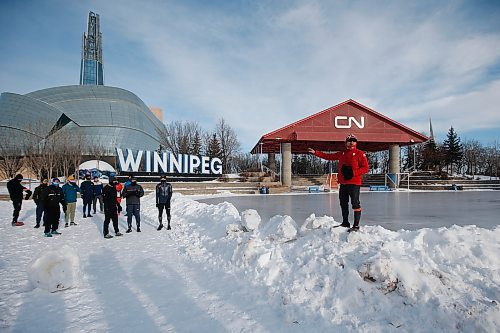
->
[[28, 244, 81, 293], [166, 195, 500, 332]]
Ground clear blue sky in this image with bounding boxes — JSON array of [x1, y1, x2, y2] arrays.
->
[[1, 0, 500, 151]]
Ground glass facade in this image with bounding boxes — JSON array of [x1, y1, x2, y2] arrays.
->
[[0, 85, 165, 155], [80, 12, 104, 85]]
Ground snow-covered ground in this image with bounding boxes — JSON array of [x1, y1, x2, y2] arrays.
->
[[1, 193, 499, 332]]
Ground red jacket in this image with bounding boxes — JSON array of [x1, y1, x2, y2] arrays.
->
[[314, 148, 369, 185]]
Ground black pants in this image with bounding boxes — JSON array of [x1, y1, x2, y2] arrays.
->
[[12, 200, 22, 223], [339, 184, 362, 226], [126, 204, 141, 229], [44, 207, 60, 233], [157, 203, 171, 224], [103, 210, 119, 235], [83, 198, 92, 215], [36, 203, 45, 226]]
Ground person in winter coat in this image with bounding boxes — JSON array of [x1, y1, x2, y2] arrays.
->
[[32, 178, 49, 228], [308, 134, 369, 232], [101, 176, 123, 239], [41, 178, 67, 237], [156, 174, 173, 230], [122, 176, 144, 233], [80, 174, 94, 218], [6, 174, 32, 226], [92, 176, 104, 214], [114, 180, 123, 215], [62, 175, 81, 227], [122, 175, 132, 216]]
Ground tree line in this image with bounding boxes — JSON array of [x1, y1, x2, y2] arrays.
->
[[1, 119, 498, 180], [0, 122, 113, 180]]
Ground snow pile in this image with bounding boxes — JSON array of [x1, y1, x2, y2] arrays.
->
[[168, 195, 500, 332], [27, 244, 81, 293]]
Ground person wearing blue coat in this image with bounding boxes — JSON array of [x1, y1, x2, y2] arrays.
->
[[62, 175, 81, 227]]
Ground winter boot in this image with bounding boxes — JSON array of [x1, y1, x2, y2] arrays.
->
[[157, 224, 164, 231], [51, 230, 62, 235], [348, 226, 360, 232], [34, 224, 40, 228], [340, 221, 350, 228], [353, 210, 361, 228], [44, 232, 53, 237], [65, 223, 69, 227], [70, 222, 78, 226], [115, 232, 123, 236], [104, 234, 113, 239], [83, 214, 86, 218], [137, 227, 141, 232], [167, 217, 171, 230], [126, 229, 132, 233]]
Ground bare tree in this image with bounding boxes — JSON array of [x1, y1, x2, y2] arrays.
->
[[158, 120, 205, 155], [215, 118, 241, 174], [88, 137, 109, 171], [0, 138, 24, 179]]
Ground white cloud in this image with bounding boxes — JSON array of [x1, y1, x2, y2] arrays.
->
[[4, 0, 499, 150]]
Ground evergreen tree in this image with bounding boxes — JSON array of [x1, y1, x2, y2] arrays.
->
[[443, 126, 463, 174], [190, 130, 203, 156], [206, 133, 222, 159], [419, 139, 442, 171]]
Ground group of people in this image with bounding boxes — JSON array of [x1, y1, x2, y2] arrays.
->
[[7, 174, 173, 238], [7, 133, 368, 236]]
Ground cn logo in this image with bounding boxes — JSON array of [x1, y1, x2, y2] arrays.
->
[[334, 116, 365, 129]]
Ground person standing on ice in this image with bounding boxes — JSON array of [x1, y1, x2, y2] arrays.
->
[[7, 174, 32, 227], [32, 178, 49, 228], [80, 174, 94, 218], [62, 175, 81, 227], [41, 178, 67, 237], [308, 134, 369, 232], [155, 174, 173, 230], [122, 175, 144, 233], [101, 176, 123, 239]]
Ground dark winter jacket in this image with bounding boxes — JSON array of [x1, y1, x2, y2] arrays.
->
[[92, 181, 103, 196], [80, 180, 94, 200], [156, 182, 173, 204], [122, 183, 144, 205], [33, 183, 48, 205], [41, 185, 66, 210], [7, 178, 26, 202], [62, 182, 81, 203], [102, 184, 118, 213]]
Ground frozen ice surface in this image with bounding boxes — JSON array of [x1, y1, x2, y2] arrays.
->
[[199, 191, 500, 230]]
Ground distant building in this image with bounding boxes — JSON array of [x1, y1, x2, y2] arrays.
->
[[80, 11, 104, 85], [0, 85, 165, 154], [0, 12, 165, 158]]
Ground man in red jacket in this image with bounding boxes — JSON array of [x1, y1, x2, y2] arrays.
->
[[308, 134, 369, 231]]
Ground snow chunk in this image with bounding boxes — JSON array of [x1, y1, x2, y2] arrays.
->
[[261, 215, 298, 242], [241, 209, 261, 231], [28, 245, 81, 292], [300, 214, 337, 233]]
